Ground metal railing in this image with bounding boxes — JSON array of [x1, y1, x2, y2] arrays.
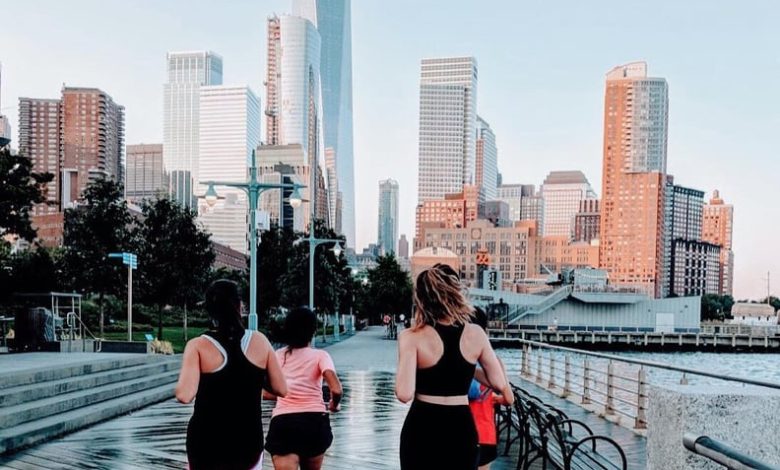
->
[[683, 433, 780, 470], [519, 340, 780, 429], [700, 323, 780, 337]]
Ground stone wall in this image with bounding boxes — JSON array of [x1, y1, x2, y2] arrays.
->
[[646, 384, 780, 469]]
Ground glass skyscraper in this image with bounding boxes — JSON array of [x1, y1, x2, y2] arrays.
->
[[163, 51, 223, 208], [378, 178, 399, 255], [290, 0, 356, 248]]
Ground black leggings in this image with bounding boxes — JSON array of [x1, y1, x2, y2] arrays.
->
[[400, 400, 478, 470]]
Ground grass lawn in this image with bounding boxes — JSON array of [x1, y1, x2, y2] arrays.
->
[[102, 326, 206, 353]]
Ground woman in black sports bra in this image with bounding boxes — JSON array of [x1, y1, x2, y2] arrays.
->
[[396, 264, 513, 470]]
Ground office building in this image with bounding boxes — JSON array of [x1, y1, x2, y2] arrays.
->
[[414, 185, 480, 249], [574, 198, 600, 243], [377, 178, 399, 255], [196, 85, 261, 254], [475, 116, 497, 201], [0, 63, 10, 145], [325, 148, 340, 233], [599, 62, 669, 297], [702, 190, 735, 295], [520, 190, 544, 230], [417, 57, 478, 203], [398, 234, 409, 259], [257, 144, 312, 231], [538, 236, 600, 275], [126, 144, 165, 203], [541, 171, 596, 238], [265, 15, 282, 145], [479, 200, 510, 227], [163, 51, 223, 208], [670, 239, 721, 297], [291, 0, 357, 247]]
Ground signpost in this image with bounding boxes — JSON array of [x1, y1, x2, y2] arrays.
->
[[109, 253, 138, 341]]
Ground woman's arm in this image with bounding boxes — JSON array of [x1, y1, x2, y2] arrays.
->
[[395, 329, 416, 403], [323, 370, 343, 412], [475, 328, 514, 404], [261, 335, 288, 398], [175, 340, 200, 404]]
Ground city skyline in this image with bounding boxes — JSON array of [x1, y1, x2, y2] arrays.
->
[[1, 0, 778, 298]]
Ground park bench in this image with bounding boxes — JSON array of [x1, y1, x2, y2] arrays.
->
[[508, 384, 628, 470]]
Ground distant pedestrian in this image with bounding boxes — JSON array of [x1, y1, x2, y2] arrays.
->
[[468, 307, 512, 470], [265, 307, 343, 470], [395, 264, 513, 470], [176, 279, 288, 470]]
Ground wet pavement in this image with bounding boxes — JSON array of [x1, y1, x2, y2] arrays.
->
[[0, 327, 646, 469]]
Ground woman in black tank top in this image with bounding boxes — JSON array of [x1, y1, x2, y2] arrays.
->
[[176, 280, 288, 470], [396, 264, 513, 470]]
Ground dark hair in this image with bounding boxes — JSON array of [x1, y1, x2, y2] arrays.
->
[[205, 279, 244, 339], [472, 306, 488, 331], [413, 263, 473, 329], [282, 307, 317, 363]]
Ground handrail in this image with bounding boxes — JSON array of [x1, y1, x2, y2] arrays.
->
[[521, 339, 780, 391], [683, 433, 780, 470]]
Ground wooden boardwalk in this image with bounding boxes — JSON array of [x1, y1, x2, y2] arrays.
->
[[0, 327, 647, 469]]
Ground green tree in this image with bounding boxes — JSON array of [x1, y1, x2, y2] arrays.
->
[[359, 253, 413, 323], [0, 247, 63, 304], [0, 148, 53, 243], [137, 197, 214, 340], [61, 179, 135, 335], [256, 225, 296, 315]]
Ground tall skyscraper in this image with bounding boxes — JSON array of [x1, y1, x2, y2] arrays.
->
[[265, 15, 282, 145], [520, 189, 545, 231], [126, 144, 166, 203], [540, 171, 596, 238], [475, 116, 497, 201], [398, 234, 410, 259], [19, 98, 61, 214], [197, 85, 261, 254], [291, 0, 356, 247], [599, 62, 669, 297], [60, 87, 125, 206], [702, 190, 735, 295], [377, 178, 399, 255], [417, 57, 478, 203], [163, 51, 223, 208]]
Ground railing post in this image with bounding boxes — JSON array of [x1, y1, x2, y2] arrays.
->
[[563, 355, 571, 398], [548, 353, 556, 389], [523, 345, 531, 377], [606, 360, 615, 415], [582, 358, 591, 404], [536, 351, 543, 384], [635, 366, 647, 429], [680, 372, 689, 385]]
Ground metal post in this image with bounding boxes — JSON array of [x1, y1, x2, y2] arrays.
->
[[127, 265, 133, 342], [520, 344, 527, 376], [582, 358, 591, 404], [248, 157, 259, 331], [636, 366, 647, 429], [564, 355, 571, 397], [536, 352, 543, 383], [606, 360, 615, 414], [548, 353, 556, 389]]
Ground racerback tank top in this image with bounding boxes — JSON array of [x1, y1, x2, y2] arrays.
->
[[415, 324, 477, 396]]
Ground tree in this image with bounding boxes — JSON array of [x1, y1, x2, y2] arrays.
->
[[0, 148, 53, 243], [359, 253, 413, 323], [137, 197, 214, 340], [0, 247, 63, 305], [61, 179, 135, 335], [700, 294, 735, 321], [256, 225, 296, 316]]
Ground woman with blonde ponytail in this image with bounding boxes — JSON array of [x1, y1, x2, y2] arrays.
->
[[395, 264, 512, 470]]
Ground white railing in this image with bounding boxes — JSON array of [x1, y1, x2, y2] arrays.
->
[[519, 340, 780, 430]]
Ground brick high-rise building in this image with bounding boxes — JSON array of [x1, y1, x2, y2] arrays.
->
[[126, 144, 165, 203], [574, 198, 600, 243], [598, 62, 669, 297], [414, 185, 480, 250], [19, 98, 61, 215], [702, 190, 735, 295]]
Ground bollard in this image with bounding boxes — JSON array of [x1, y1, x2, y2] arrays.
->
[[582, 358, 591, 404], [635, 366, 647, 429], [606, 360, 615, 414], [563, 355, 571, 397], [548, 353, 555, 389]]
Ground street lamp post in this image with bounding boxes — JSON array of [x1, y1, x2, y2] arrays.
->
[[294, 234, 343, 344], [201, 149, 304, 331], [108, 252, 138, 341]]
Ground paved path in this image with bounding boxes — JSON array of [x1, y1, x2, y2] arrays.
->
[[0, 327, 646, 469]]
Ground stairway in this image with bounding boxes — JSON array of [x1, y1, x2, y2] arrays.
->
[[0, 354, 180, 455]]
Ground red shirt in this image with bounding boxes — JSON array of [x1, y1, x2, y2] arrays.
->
[[469, 384, 497, 445]]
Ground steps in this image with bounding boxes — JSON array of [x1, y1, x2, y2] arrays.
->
[[0, 354, 180, 455]]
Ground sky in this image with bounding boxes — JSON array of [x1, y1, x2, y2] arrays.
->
[[2, 0, 779, 299]]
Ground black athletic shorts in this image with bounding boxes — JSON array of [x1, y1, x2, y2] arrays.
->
[[265, 412, 333, 458], [478, 444, 498, 466]]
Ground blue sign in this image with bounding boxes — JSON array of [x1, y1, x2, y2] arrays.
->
[[109, 252, 138, 270]]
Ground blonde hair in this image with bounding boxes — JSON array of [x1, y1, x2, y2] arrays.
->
[[413, 264, 473, 329]]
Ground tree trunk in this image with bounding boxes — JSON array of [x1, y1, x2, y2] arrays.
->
[[157, 305, 164, 340], [99, 291, 105, 338]]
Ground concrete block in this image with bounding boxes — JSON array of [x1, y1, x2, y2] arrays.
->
[[646, 384, 780, 469]]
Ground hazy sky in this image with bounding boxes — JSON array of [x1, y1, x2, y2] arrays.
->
[[2, 0, 779, 299]]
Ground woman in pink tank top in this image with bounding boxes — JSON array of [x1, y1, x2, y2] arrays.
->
[[264, 307, 343, 470]]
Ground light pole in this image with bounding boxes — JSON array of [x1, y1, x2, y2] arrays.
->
[[201, 149, 304, 331], [108, 252, 138, 341], [294, 234, 343, 344]]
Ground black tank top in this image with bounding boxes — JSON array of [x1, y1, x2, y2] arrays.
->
[[186, 330, 266, 469], [415, 324, 477, 396]]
